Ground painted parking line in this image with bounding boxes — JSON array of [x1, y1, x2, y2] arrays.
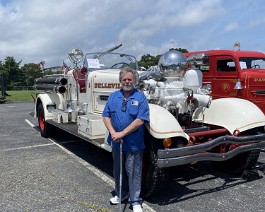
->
[[48, 137, 156, 212], [1, 143, 55, 152], [25, 119, 35, 127], [25, 119, 156, 212]]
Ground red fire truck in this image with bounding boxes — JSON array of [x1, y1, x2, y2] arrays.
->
[[185, 48, 265, 113]]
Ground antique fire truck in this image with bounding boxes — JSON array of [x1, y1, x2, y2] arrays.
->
[[34, 46, 265, 197], [185, 45, 265, 113]]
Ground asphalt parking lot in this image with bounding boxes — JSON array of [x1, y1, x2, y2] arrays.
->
[[1, 101, 265, 212]]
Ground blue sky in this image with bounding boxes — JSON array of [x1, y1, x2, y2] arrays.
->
[[1, 0, 265, 67]]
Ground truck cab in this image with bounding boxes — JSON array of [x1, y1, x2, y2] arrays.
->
[[185, 50, 265, 113]]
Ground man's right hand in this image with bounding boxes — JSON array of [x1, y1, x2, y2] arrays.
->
[[111, 131, 124, 142]]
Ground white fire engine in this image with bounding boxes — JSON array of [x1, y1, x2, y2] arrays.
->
[[34, 46, 265, 197]]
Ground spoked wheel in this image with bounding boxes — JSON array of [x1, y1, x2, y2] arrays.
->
[[38, 103, 53, 138], [141, 134, 169, 198]]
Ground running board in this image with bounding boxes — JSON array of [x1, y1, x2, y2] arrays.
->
[[46, 120, 112, 152]]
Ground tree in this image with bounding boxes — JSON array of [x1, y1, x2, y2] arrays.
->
[[3, 56, 23, 89], [169, 47, 188, 53], [138, 54, 160, 69], [21, 63, 43, 86]]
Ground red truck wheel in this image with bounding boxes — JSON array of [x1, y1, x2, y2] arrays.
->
[[37, 103, 53, 138], [141, 136, 169, 198]]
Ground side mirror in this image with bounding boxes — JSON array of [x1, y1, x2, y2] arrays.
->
[[234, 80, 242, 90]]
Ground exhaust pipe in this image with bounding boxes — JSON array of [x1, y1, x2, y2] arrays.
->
[[34, 84, 66, 94], [35, 77, 68, 85]]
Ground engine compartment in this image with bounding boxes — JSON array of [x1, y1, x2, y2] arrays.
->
[[138, 66, 212, 128]]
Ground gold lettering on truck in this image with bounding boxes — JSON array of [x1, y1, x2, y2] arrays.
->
[[254, 78, 265, 82], [94, 83, 121, 89]]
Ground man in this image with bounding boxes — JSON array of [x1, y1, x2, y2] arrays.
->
[[102, 66, 149, 212]]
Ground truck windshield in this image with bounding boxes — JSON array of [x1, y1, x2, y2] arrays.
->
[[239, 57, 265, 70], [83, 52, 138, 70]]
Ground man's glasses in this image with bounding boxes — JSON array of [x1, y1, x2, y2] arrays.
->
[[122, 99, 127, 112]]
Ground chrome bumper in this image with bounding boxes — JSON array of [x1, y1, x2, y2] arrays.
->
[[157, 134, 265, 168]]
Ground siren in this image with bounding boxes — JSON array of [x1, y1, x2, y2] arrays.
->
[[233, 42, 240, 51]]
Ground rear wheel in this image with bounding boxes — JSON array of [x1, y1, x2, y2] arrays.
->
[[141, 135, 169, 198], [38, 103, 54, 138]]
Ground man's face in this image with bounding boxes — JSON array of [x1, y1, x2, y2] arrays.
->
[[121, 72, 135, 92]]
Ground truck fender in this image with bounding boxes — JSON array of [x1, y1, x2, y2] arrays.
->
[[35, 93, 64, 120], [193, 98, 265, 134], [145, 104, 189, 140]]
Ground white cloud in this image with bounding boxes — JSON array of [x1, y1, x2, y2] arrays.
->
[[173, 0, 224, 27], [118, 0, 224, 41], [0, 0, 264, 66]]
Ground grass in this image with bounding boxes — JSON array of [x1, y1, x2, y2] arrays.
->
[[4, 90, 40, 102]]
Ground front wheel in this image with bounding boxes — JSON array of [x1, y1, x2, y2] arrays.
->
[[212, 150, 260, 174], [38, 103, 54, 138], [141, 136, 169, 198], [212, 129, 261, 174]]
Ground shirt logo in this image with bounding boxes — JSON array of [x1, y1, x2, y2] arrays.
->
[[131, 100, 138, 106]]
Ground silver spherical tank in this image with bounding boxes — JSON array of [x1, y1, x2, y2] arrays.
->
[[158, 50, 188, 78]]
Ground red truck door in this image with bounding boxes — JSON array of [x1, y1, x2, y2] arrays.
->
[[205, 55, 240, 99]]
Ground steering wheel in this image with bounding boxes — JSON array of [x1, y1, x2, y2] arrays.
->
[[251, 64, 260, 69], [111, 62, 130, 68]]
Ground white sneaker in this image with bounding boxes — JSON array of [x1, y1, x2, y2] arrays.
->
[[109, 195, 129, 205], [133, 205, 143, 212]]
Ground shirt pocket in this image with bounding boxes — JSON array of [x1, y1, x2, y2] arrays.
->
[[129, 105, 139, 116], [108, 103, 118, 115]]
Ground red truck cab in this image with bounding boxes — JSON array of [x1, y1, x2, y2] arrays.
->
[[185, 50, 265, 113]]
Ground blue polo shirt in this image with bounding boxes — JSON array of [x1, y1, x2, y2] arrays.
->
[[102, 89, 149, 152]]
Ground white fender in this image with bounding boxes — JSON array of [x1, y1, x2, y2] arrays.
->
[[193, 98, 265, 134], [146, 104, 189, 140], [35, 93, 65, 120]]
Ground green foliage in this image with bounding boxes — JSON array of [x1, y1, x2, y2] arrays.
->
[[0, 56, 44, 90], [138, 54, 161, 69], [2, 56, 22, 89], [21, 63, 43, 86], [169, 47, 188, 53]]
